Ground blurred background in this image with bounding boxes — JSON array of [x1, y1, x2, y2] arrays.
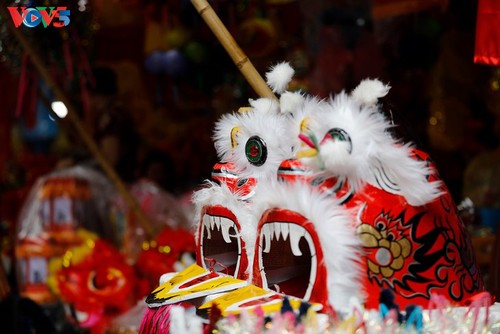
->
[[0, 0, 499, 332], [1, 0, 500, 200]]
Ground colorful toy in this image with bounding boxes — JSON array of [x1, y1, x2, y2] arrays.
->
[[141, 62, 491, 332], [47, 232, 141, 334]]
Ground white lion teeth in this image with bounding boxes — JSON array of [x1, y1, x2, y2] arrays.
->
[[281, 223, 289, 241], [260, 222, 306, 257], [202, 214, 236, 244], [262, 224, 272, 253], [220, 218, 234, 243], [274, 223, 282, 240], [289, 223, 304, 256], [202, 215, 212, 239]]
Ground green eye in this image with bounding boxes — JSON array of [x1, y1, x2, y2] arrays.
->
[[245, 136, 267, 166], [327, 128, 352, 153], [328, 128, 348, 141]]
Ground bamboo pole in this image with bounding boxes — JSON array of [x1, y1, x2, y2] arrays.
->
[[190, 0, 277, 100], [0, 6, 155, 239]]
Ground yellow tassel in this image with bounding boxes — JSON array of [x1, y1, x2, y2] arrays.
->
[[296, 148, 318, 158]]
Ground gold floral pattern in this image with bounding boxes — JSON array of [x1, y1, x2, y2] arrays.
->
[[357, 215, 412, 279]]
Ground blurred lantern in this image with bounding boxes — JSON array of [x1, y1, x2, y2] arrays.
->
[[118, 179, 190, 263], [19, 81, 58, 153], [144, 51, 165, 75], [427, 97, 468, 151], [183, 41, 207, 65], [16, 166, 119, 305], [238, 17, 278, 58], [161, 49, 188, 78], [144, 49, 188, 78], [144, 22, 166, 55], [15, 177, 93, 305], [164, 27, 190, 50]]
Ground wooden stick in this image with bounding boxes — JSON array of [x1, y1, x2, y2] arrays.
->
[[0, 7, 155, 239], [191, 0, 277, 100]]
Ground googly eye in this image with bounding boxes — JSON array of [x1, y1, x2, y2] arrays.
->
[[245, 136, 267, 166]]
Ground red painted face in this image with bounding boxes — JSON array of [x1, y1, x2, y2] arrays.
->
[[212, 162, 257, 201], [274, 152, 484, 309], [277, 159, 351, 202]]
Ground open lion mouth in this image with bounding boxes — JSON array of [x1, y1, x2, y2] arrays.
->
[[198, 206, 242, 277], [255, 210, 320, 302]]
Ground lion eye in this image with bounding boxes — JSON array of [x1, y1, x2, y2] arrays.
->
[[245, 136, 267, 166], [236, 178, 248, 187], [326, 128, 352, 153], [387, 233, 394, 241], [329, 128, 348, 141], [376, 221, 386, 231]]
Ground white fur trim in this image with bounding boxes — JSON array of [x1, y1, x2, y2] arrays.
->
[[248, 97, 280, 114], [279, 91, 305, 114], [302, 86, 441, 205], [287, 95, 326, 156], [213, 112, 242, 162], [213, 108, 293, 180]]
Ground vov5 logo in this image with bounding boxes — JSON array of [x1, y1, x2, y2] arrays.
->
[[7, 7, 70, 28]]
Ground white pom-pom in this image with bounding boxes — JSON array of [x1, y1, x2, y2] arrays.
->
[[351, 79, 390, 106], [266, 62, 294, 94]]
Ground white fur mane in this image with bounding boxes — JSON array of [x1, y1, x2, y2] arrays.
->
[[304, 80, 441, 206], [212, 105, 293, 180]]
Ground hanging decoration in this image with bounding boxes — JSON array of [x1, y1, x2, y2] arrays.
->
[[18, 79, 59, 153], [474, 0, 500, 66]]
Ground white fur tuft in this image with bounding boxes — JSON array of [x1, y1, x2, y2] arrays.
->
[[266, 62, 294, 94], [351, 79, 390, 107], [213, 107, 293, 181], [300, 83, 441, 205], [248, 97, 279, 114], [279, 91, 305, 114], [213, 112, 242, 162]]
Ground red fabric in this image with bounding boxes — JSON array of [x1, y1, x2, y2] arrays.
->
[[474, 0, 500, 66]]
